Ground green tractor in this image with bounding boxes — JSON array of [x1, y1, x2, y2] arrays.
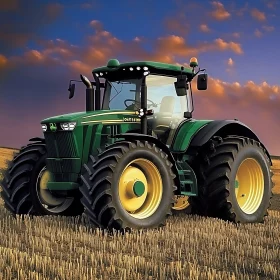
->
[[1, 57, 273, 231]]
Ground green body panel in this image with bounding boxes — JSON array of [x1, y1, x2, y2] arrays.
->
[[41, 110, 139, 124], [171, 120, 212, 152], [42, 111, 210, 195], [93, 60, 194, 76], [42, 109, 210, 195], [43, 110, 141, 191]]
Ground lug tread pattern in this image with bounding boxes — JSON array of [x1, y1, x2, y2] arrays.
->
[[189, 135, 274, 223], [80, 140, 176, 231]]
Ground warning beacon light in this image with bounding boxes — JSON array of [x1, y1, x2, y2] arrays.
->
[[190, 57, 198, 68]]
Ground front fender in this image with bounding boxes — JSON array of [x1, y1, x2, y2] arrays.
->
[[112, 133, 176, 163], [29, 137, 45, 143], [112, 133, 181, 193]]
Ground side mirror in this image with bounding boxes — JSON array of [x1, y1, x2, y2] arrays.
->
[[197, 73, 208, 90], [68, 83, 75, 99], [175, 75, 188, 96]]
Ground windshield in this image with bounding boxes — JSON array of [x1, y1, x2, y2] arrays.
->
[[102, 75, 192, 116], [146, 75, 191, 118], [103, 79, 141, 110]]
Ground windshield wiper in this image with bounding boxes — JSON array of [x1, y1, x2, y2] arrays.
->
[[109, 82, 124, 102]]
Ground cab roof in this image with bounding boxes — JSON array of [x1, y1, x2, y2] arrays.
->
[[92, 59, 194, 78]]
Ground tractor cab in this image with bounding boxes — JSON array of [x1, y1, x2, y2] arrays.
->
[[73, 58, 208, 145], [100, 74, 189, 144]]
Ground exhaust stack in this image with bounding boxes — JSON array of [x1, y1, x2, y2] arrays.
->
[[80, 74, 95, 112]]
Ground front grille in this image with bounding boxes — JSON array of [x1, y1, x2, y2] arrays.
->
[[56, 132, 79, 157], [44, 133, 56, 157], [44, 132, 79, 158], [46, 158, 62, 173]]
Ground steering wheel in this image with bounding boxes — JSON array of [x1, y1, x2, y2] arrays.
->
[[124, 99, 157, 109]]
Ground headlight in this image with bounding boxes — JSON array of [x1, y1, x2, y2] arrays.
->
[[60, 122, 77, 131], [41, 124, 47, 132]]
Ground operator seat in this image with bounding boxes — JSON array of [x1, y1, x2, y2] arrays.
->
[[152, 96, 175, 137]]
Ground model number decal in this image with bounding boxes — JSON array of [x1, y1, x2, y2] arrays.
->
[[123, 117, 140, 122]]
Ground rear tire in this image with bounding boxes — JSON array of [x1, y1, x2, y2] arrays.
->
[[189, 136, 273, 223], [0, 139, 84, 216], [80, 140, 176, 231]]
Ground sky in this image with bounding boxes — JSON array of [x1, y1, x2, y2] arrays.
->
[[0, 0, 280, 155]]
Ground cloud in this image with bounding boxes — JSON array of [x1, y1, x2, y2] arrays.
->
[[251, 8, 266, 21], [192, 78, 280, 154], [213, 38, 243, 54], [0, 18, 244, 80], [90, 20, 103, 31], [200, 24, 211, 33], [1, 31, 244, 83], [254, 29, 263, 37], [31, 23, 242, 75], [262, 25, 275, 32], [210, 1, 231, 20], [195, 78, 280, 106], [235, 3, 249, 16], [164, 16, 189, 36], [81, 1, 101, 10], [46, 3, 63, 20], [265, 0, 277, 9], [0, 54, 8, 68], [232, 32, 240, 38], [254, 25, 274, 37], [0, 1, 64, 54], [226, 58, 234, 75], [227, 58, 234, 66]]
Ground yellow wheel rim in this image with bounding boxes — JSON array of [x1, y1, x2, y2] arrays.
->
[[38, 168, 65, 206], [172, 195, 189, 210], [118, 158, 163, 219], [235, 158, 264, 214]]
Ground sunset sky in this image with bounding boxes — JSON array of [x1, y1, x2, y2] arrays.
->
[[0, 0, 280, 155]]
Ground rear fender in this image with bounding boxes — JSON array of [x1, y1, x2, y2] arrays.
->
[[173, 120, 272, 165]]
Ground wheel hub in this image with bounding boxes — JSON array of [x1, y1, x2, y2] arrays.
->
[[133, 181, 145, 197]]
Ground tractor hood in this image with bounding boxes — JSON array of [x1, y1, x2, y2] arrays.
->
[[41, 110, 140, 125]]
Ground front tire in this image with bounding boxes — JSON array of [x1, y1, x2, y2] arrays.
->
[[189, 136, 273, 223], [80, 140, 176, 231], [0, 139, 84, 216]]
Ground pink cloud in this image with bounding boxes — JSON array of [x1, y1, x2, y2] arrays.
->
[[210, 1, 231, 20], [251, 8, 266, 21], [200, 24, 211, 33]]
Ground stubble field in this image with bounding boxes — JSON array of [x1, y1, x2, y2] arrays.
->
[[0, 147, 279, 280]]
